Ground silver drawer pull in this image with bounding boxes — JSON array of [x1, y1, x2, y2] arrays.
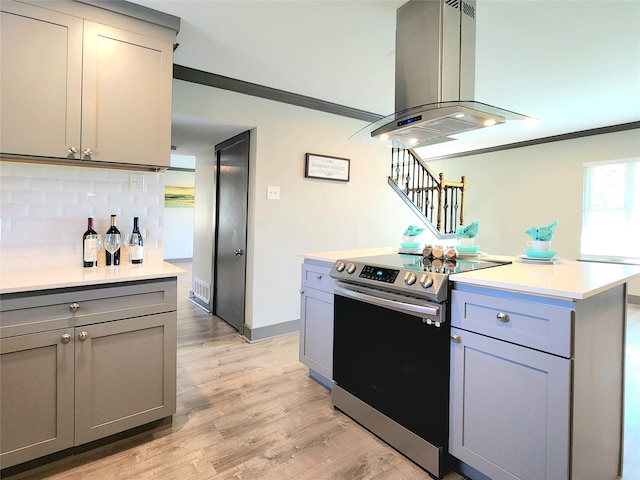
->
[[61, 333, 72, 344], [316, 274, 322, 279], [497, 312, 510, 323], [78, 331, 89, 342], [70, 302, 80, 312], [451, 334, 462, 344]]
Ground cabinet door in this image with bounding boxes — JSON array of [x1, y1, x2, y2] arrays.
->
[[449, 328, 570, 480], [0, 1, 82, 158], [299, 287, 333, 382], [74, 313, 176, 445], [0, 329, 74, 469], [81, 21, 172, 167]]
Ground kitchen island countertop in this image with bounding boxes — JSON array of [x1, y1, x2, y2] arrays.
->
[[300, 247, 397, 263], [300, 249, 640, 301], [451, 258, 640, 300], [0, 261, 185, 295]]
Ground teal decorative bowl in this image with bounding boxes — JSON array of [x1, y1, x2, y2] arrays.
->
[[401, 242, 421, 249], [524, 248, 557, 259], [457, 245, 480, 253]]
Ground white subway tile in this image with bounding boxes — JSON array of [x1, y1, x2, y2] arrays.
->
[[79, 193, 108, 206], [95, 181, 124, 193], [63, 179, 96, 193], [0, 229, 28, 244], [0, 204, 29, 217], [29, 178, 64, 191], [78, 167, 109, 181], [106, 192, 135, 207], [29, 204, 63, 218], [10, 163, 47, 178], [44, 191, 80, 205], [44, 164, 80, 180], [12, 190, 46, 204], [0, 176, 29, 191]]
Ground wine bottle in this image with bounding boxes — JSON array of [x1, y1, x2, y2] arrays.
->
[[105, 214, 121, 266], [82, 217, 98, 267], [130, 216, 144, 264]]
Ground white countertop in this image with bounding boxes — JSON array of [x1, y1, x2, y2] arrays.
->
[[0, 261, 185, 295], [300, 249, 640, 301], [300, 247, 398, 263], [451, 258, 640, 300]]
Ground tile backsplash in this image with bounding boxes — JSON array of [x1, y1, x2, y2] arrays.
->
[[0, 160, 164, 270]]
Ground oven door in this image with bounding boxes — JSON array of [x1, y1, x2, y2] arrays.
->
[[333, 282, 450, 448]]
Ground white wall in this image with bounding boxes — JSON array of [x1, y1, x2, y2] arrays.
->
[[0, 161, 164, 269], [427, 128, 640, 296], [163, 169, 195, 260], [173, 80, 419, 330]]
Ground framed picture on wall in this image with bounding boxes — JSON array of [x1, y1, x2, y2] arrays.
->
[[164, 186, 195, 207], [304, 153, 350, 182]]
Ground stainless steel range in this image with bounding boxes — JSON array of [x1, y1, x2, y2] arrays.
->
[[330, 253, 508, 479]]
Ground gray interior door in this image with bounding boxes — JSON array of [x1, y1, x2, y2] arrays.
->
[[214, 131, 250, 332]]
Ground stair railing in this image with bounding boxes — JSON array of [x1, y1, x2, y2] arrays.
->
[[389, 148, 466, 238]]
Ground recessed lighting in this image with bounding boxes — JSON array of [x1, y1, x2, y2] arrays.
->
[[409, 138, 418, 144], [380, 134, 389, 140], [484, 119, 497, 127], [455, 113, 465, 118]]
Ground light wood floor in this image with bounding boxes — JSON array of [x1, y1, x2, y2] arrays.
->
[[5, 260, 639, 480]]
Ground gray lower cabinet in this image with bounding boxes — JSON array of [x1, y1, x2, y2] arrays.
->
[[449, 283, 626, 480], [299, 260, 334, 386], [0, 279, 178, 470]]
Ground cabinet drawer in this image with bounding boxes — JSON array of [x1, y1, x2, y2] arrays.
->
[[451, 289, 573, 357], [1, 279, 177, 338], [301, 263, 334, 294]]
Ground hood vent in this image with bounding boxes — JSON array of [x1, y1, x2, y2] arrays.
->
[[352, 0, 531, 149]]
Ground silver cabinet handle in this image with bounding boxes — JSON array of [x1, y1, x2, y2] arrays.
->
[[300, 289, 304, 294], [70, 302, 80, 312], [78, 331, 89, 342], [83, 148, 93, 157], [68, 146, 77, 155], [316, 274, 322, 279], [61, 333, 72, 344], [234, 249, 244, 256], [451, 334, 462, 343], [497, 312, 510, 323]]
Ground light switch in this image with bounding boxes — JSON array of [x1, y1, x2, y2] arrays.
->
[[130, 173, 145, 193], [267, 185, 280, 200]]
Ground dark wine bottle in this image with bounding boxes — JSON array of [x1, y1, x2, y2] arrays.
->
[[105, 214, 121, 266], [130, 217, 144, 264], [82, 217, 98, 267]]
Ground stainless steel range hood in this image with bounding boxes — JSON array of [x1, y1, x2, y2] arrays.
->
[[352, 0, 532, 149]]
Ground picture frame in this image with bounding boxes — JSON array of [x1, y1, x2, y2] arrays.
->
[[304, 153, 350, 182], [164, 186, 195, 207]]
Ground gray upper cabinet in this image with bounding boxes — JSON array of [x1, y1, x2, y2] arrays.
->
[[0, 0, 174, 169], [0, 2, 83, 158]]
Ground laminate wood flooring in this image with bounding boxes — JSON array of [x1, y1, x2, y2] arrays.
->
[[5, 260, 639, 480]]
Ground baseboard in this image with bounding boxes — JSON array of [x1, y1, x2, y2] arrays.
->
[[242, 319, 299, 342]]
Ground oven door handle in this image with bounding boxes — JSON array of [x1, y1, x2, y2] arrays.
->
[[334, 284, 440, 319]]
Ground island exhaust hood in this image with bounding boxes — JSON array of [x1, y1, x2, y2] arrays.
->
[[351, 0, 532, 149]]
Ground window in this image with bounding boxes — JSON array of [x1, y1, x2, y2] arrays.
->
[[581, 159, 640, 260]]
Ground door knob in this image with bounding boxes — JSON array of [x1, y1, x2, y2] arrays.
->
[[70, 302, 80, 312], [61, 334, 72, 344], [234, 249, 244, 256], [78, 331, 89, 342], [83, 148, 93, 158]]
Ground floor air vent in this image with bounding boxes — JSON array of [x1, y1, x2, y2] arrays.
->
[[192, 277, 211, 304]]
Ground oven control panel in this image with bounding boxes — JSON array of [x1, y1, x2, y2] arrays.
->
[[359, 265, 399, 283]]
